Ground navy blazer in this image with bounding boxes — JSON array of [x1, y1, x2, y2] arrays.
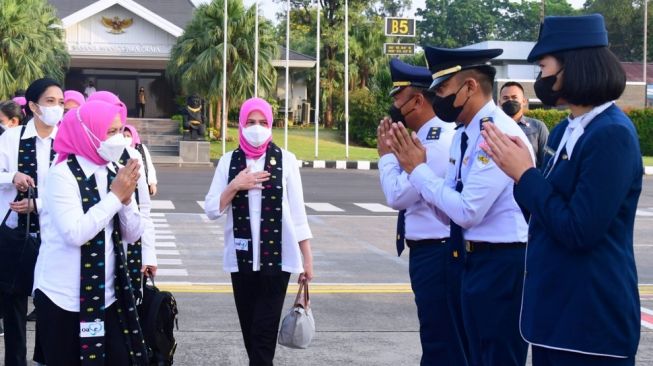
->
[[514, 104, 642, 357]]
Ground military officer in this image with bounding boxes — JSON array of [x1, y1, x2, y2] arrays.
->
[[378, 58, 463, 365], [386, 47, 534, 366]]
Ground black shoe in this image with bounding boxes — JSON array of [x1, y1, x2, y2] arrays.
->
[[26, 309, 36, 322]]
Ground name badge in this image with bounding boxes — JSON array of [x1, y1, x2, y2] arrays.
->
[[234, 238, 249, 251], [80, 321, 105, 338]]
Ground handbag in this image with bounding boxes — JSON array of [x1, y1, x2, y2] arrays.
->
[[278, 280, 315, 349], [0, 187, 40, 296]]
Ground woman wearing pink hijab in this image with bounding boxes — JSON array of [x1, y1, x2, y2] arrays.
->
[[34, 100, 149, 365], [87, 90, 127, 122], [205, 97, 314, 365], [123, 125, 158, 196], [63, 90, 85, 113]]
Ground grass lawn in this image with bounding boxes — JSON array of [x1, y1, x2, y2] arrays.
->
[[644, 156, 653, 166], [209, 126, 379, 161]]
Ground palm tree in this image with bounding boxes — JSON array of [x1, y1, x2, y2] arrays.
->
[[0, 0, 69, 100], [167, 0, 278, 136]]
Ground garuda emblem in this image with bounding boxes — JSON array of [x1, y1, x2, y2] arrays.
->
[[101, 16, 134, 34]]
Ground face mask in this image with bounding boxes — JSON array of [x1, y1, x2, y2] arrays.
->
[[82, 122, 128, 163], [125, 136, 133, 147], [432, 83, 469, 123], [534, 70, 562, 106], [35, 105, 64, 126], [242, 124, 271, 147], [387, 95, 416, 125], [501, 100, 522, 117]]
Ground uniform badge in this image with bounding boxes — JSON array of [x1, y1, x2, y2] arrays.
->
[[449, 158, 456, 165], [476, 149, 491, 166], [426, 127, 442, 140], [480, 116, 494, 131]]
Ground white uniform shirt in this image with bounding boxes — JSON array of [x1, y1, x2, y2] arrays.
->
[[125, 147, 157, 266], [35, 156, 144, 312], [0, 119, 56, 228], [379, 117, 455, 240], [205, 149, 312, 273], [409, 101, 534, 243]]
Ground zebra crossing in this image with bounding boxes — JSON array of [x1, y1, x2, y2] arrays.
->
[[151, 212, 189, 278]]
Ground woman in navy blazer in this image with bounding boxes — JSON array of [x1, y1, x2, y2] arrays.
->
[[480, 14, 641, 366]]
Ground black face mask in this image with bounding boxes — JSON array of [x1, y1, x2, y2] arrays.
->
[[534, 70, 562, 106], [388, 95, 416, 124], [432, 82, 469, 123], [501, 100, 522, 117]]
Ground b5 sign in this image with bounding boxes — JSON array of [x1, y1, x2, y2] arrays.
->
[[385, 17, 415, 37]]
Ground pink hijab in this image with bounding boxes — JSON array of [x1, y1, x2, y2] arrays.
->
[[123, 124, 141, 147], [87, 91, 127, 123], [64, 90, 86, 107], [238, 98, 274, 159], [54, 100, 123, 166], [12, 97, 26, 117]]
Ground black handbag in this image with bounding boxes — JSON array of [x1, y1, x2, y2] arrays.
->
[[137, 273, 179, 365], [0, 187, 40, 296]]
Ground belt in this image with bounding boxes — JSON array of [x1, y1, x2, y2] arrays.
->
[[406, 238, 448, 248], [465, 241, 526, 253]]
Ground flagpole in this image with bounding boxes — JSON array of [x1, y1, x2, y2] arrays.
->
[[222, 0, 228, 155], [254, 0, 259, 98], [344, 0, 349, 159], [314, 0, 321, 158], [284, 0, 290, 150]]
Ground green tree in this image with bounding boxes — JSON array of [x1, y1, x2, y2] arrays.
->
[[166, 0, 278, 135], [583, 0, 647, 61], [416, 0, 577, 47], [0, 0, 69, 100]]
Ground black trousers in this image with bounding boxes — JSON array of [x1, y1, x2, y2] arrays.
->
[[137, 103, 145, 118], [532, 346, 635, 366], [231, 271, 291, 366], [34, 289, 130, 366], [0, 291, 27, 366]]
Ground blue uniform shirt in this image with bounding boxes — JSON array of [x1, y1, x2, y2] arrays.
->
[[409, 100, 534, 243], [515, 103, 641, 358], [379, 117, 455, 240]]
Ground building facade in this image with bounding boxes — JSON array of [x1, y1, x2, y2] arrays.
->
[[49, 0, 316, 118]]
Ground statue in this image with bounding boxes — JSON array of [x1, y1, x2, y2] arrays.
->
[[181, 94, 206, 140]]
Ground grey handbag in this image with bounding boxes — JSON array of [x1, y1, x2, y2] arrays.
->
[[278, 280, 315, 349]]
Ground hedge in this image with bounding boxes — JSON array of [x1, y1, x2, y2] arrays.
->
[[526, 108, 653, 156]]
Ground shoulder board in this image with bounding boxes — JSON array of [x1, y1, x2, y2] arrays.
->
[[426, 127, 441, 140], [479, 116, 494, 131]]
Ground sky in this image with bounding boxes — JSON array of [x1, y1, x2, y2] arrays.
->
[[242, 0, 587, 22]]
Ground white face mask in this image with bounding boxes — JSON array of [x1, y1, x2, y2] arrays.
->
[[35, 105, 64, 126], [242, 124, 271, 147], [82, 122, 128, 163], [124, 137, 133, 147]]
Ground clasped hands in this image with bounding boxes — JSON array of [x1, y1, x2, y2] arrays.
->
[[376, 117, 427, 174]]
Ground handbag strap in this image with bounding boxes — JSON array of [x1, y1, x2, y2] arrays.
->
[[24, 187, 37, 240], [294, 280, 310, 309]]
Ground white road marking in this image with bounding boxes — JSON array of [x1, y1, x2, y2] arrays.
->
[[305, 202, 345, 212]]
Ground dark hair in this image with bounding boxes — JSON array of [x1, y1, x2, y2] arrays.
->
[[553, 47, 625, 106], [419, 89, 437, 105], [24, 78, 62, 118], [460, 68, 493, 95], [500, 81, 525, 94], [13, 89, 25, 98], [0, 101, 23, 124]]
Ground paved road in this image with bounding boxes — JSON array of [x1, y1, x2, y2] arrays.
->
[[4, 167, 652, 365]]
